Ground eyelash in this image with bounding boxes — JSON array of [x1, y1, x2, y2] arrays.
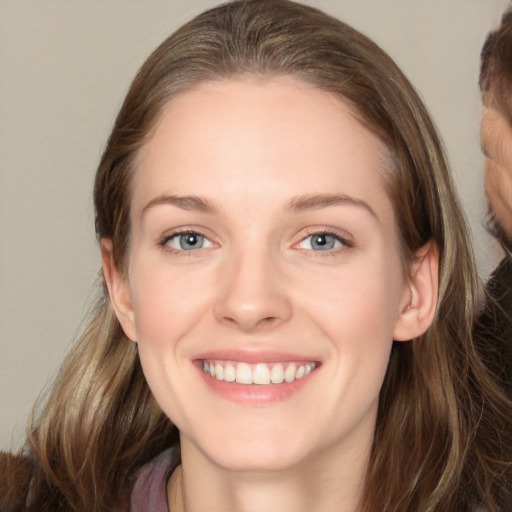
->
[[157, 229, 214, 256], [294, 228, 354, 254], [157, 228, 354, 255]]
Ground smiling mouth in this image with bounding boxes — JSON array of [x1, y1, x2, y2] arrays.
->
[[201, 360, 317, 385]]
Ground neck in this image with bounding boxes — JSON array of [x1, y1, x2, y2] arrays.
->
[[168, 435, 370, 512]]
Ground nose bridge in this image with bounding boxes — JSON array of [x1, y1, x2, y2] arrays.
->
[[214, 237, 292, 331]]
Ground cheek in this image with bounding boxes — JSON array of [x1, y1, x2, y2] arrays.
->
[[484, 160, 500, 201], [293, 256, 403, 372], [321, 273, 398, 370], [285, 261, 401, 438], [297, 256, 403, 331], [485, 159, 512, 236], [127, 263, 210, 422], [129, 261, 209, 344], [329, 257, 402, 338]]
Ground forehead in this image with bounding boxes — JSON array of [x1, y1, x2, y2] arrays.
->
[[132, 77, 392, 218]]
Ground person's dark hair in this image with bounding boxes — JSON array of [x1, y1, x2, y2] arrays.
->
[[2, 1, 511, 511], [480, 6, 512, 120]]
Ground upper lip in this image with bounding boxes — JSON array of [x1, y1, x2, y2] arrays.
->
[[193, 349, 321, 364]]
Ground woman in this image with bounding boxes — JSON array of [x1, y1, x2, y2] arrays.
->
[[1, 0, 510, 510]]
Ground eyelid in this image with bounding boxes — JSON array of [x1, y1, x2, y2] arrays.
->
[[168, 233, 214, 250], [158, 227, 218, 253], [156, 225, 353, 254], [291, 226, 354, 251]]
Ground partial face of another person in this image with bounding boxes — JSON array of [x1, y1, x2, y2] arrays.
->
[[105, 77, 435, 473], [481, 104, 512, 240]]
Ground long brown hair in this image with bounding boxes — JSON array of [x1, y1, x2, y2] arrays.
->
[[1, 1, 510, 510]]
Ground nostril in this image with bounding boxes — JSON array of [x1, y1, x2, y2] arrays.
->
[[219, 314, 281, 332], [220, 316, 238, 327], [260, 316, 279, 326], [213, 274, 293, 331]]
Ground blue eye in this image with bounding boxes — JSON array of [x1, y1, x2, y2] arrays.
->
[[166, 232, 213, 251], [298, 233, 343, 251]]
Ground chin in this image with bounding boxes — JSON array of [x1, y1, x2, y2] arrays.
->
[[205, 444, 308, 473], [186, 422, 315, 473]]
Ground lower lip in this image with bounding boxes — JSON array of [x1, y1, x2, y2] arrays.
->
[[197, 366, 317, 404]]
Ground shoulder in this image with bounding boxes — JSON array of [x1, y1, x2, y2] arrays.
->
[[486, 256, 512, 301], [474, 256, 512, 394], [480, 256, 512, 343], [127, 446, 180, 512]]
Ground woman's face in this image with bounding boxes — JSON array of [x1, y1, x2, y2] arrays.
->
[[110, 77, 417, 472]]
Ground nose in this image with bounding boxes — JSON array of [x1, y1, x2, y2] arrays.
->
[[213, 248, 293, 333]]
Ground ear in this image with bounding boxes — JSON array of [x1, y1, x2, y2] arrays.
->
[[393, 241, 438, 342], [100, 239, 137, 342]]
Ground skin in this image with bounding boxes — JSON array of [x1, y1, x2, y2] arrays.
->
[[102, 77, 438, 512], [481, 104, 512, 241]]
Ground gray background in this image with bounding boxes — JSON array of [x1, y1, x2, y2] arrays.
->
[[0, 0, 508, 450]]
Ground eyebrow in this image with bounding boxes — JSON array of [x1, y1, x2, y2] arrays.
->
[[140, 192, 377, 219], [284, 193, 377, 219], [141, 194, 219, 217]]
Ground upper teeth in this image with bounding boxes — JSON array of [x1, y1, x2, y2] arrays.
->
[[202, 360, 316, 385]]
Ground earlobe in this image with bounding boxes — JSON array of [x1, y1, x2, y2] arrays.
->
[[393, 241, 439, 342], [100, 239, 137, 342]]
